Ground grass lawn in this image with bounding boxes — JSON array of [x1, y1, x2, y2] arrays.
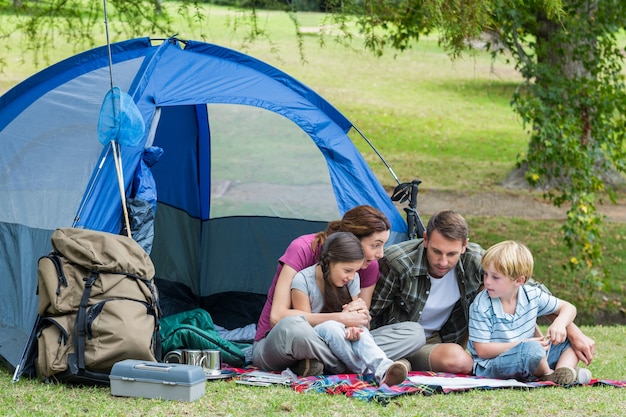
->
[[0, 5, 624, 416], [1, 325, 624, 417]]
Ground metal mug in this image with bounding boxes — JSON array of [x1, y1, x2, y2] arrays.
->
[[163, 349, 184, 364], [163, 349, 205, 366], [202, 349, 222, 375]]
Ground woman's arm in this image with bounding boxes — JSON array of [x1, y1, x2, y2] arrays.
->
[[269, 264, 299, 327], [358, 284, 375, 309]]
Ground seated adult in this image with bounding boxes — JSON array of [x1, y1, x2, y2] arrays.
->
[[370, 210, 596, 374], [252, 205, 424, 375]]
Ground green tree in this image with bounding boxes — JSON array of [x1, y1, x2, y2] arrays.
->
[[490, 1, 626, 289], [323, 0, 626, 289], [0, 0, 176, 68]]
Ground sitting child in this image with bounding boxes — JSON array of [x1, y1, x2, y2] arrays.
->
[[468, 240, 592, 385], [291, 232, 409, 386]]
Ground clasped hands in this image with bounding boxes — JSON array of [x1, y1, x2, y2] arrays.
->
[[341, 299, 370, 341]]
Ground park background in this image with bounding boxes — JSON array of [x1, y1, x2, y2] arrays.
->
[[0, 4, 624, 416]]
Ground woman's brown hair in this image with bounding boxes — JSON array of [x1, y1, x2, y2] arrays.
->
[[311, 205, 390, 259]]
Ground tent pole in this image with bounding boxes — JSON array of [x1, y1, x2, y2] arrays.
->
[[102, 0, 114, 90], [351, 125, 401, 186], [111, 140, 132, 237]]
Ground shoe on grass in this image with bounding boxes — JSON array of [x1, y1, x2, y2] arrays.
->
[[575, 367, 592, 385], [540, 367, 577, 385], [381, 359, 410, 386], [291, 358, 324, 377]]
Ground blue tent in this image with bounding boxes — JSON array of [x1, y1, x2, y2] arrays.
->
[[0, 37, 408, 371]]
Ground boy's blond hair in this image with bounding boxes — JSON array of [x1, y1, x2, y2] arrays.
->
[[481, 240, 534, 282]]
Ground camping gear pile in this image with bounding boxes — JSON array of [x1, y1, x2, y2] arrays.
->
[[0, 36, 417, 380]]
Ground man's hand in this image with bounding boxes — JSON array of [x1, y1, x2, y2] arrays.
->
[[569, 327, 596, 366]]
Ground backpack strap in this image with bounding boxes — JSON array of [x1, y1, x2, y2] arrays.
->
[[141, 277, 162, 361], [74, 271, 99, 372], [37, 252, 68, 297]]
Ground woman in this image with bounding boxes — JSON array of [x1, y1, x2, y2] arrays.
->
[[252, 205, 422, 375]]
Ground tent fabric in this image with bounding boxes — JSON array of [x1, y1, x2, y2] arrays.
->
[[0, 37, 408, 372]]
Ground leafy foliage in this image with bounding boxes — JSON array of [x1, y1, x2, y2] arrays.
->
[[325, 0, 626, 290], [491, 1, 626, 289], [0, 0, 175, 67]]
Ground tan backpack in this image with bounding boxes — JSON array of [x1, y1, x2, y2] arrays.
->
[[35, 228, 161, 384]]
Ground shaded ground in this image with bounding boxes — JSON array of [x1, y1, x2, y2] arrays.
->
[[410, 189, 626, 223]]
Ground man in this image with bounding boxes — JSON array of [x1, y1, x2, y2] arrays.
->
[[369, 210, 596, 374]]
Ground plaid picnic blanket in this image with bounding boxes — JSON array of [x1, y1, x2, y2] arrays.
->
[[290, 371, 626, 403], [222, 367, 626, 404]]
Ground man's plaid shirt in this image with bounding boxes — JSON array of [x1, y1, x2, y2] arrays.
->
[[370, 238, 485, 346]]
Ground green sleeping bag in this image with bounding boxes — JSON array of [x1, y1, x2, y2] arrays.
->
[[159, 308, 246, 367]]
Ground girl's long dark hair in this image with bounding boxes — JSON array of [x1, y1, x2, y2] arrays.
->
[[318, 232, 365, 313]]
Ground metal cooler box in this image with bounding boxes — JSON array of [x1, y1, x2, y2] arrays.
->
[[110, 359, 206, 401]]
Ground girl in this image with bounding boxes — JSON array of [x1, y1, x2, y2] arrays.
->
[[291, 232, 410, 386]]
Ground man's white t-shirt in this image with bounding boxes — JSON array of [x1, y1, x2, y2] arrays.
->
[[419, 269, 460, 338]]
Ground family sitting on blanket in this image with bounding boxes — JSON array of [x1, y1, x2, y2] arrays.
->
[[252, 207, 596, 385]]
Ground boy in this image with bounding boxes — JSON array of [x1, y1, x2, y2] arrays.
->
[[468, 240, 592, 385]]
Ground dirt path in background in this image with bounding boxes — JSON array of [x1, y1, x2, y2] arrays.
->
[[407, 189, 626, 223]]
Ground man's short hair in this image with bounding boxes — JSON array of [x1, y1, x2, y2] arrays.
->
[[426, 210, 468, 242]]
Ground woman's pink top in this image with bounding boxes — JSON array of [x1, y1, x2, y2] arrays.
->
[[254, 233, 379, 341]]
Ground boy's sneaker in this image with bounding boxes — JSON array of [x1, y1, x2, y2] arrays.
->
[[540, 367, 577, 385], [291, 359, 324, 377], [381, 359, 410, 386], [575, 367, 592, 385]]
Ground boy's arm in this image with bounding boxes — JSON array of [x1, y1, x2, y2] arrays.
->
[[543, 313, 596, 365], [473, 341, 524, 359], [545, 299, 576, 344], [529, 278, 596, 365]]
